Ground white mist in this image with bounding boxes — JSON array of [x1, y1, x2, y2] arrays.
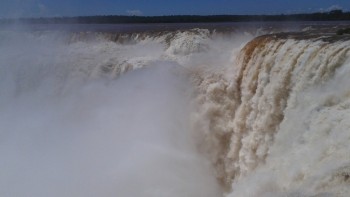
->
[[0, 32, 222, 197]]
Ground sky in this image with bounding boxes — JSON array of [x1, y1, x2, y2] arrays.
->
[[1, 0, 350, 18]]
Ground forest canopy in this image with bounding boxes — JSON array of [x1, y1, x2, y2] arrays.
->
[[1, 10, 349, 24]]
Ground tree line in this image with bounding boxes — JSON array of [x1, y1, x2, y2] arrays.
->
[[1, 10, 350, 24]]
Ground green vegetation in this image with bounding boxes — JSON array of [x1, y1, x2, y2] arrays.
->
[[1, 10, 350, 24], [337, 28, 350, 35]]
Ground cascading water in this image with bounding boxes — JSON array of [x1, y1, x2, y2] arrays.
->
[[1, 25, 350, 197], [195, 35, 350, 196]]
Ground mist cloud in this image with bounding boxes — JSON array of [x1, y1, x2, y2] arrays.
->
[[126, 9, 143, 16], [327, 4, 343, 11]]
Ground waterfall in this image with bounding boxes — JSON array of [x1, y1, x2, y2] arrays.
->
[[1, 27, 350, 196]]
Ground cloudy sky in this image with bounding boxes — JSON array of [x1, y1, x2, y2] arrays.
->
[[1, 0, 349, 18]]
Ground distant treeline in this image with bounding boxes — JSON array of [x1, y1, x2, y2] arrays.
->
[[1, 10, 350, 24]]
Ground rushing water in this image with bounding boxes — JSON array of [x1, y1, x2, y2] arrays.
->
[[1, 23, 350, 197]]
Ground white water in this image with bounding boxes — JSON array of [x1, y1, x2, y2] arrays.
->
[[226, 38, 350, 197], [1, 28, 350, 197]]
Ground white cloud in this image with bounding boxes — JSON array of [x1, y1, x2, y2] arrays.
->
[[126, 9, 143, 16], [327, 5, 343, 11]]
